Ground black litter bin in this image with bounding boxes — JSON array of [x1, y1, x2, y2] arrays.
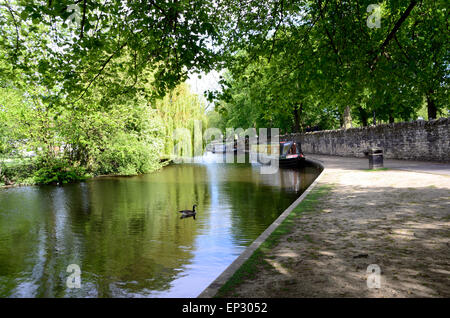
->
[[368, 148, 383, 169]]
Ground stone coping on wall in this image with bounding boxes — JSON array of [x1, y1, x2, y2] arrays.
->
[[282, 117, 449, 137]]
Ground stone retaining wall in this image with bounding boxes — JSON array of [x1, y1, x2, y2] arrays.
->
[[281, 117, 450, 162]]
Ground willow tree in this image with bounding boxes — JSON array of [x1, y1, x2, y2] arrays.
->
[[154, 82, 208, 158]]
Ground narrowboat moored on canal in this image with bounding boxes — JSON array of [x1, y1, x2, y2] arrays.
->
[[279, 141, 305, 167]]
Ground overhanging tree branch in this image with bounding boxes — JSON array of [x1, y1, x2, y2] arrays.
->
[[369, 0, 418, 70], [79, 0, 87, 39], [3, 1, 20, 55], [317, 0, 343, 65], [72, 41, 128, 105], [268, 0, 284, 63]]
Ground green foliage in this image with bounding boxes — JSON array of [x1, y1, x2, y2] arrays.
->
[[33, 159, 88, 185], [1, 0, 448, 186], [210, 0, 449, 130], [206, 110, 224, 131], [0, 72, 206, 186], [0, 0, 222, 106], [154, 83, 208, 157], [211, 54, 342, 133], [0, 87, 30, 157], [0, 159, 35, 186], [94, 130, 162, 176]]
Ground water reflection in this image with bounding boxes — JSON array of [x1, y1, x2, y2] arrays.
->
[[0, 155, 320, 297]]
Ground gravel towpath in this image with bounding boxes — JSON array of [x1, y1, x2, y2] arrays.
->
[[222, 155, 450, 298]]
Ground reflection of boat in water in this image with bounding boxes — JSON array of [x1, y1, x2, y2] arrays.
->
[[211, 143, 226, 153], [208, 136, 250, 154], [210, 141, 242, 154], [211, 143, 234, 153], [279, 141, 305, 167]]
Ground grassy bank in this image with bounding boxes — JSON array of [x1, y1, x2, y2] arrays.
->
[[215, 184, 333, 297]]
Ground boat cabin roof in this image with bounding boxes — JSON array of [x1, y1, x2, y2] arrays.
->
[[280, 141, 299, 146]]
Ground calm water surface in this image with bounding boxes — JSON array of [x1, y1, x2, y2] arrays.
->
[[0, 154, 320, 297]]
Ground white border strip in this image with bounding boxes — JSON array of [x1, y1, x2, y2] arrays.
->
[[197, 158, 326, 298]]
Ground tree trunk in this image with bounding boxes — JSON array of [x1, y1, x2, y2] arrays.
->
[[389, 114, 395, 123], [293, 105, 300, 133], [426, 90, 437, 120], [373, 111, 377, 125], [292, 103, 303, 133], [342, 106, 352, 129], [358, 107, 368, 127]]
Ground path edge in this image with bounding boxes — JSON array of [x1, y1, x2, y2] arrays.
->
[[197, 158, 326, 298]]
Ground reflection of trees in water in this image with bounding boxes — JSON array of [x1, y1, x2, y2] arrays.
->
[[223, 163, 321, 245], [77, 164, 212, 297], [0, 165, 211, 297], [0, 189, 54, 297], [0, 187, 83, 297], [0, 162, 320, 297]]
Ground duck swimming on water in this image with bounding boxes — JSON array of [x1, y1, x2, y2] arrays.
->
[[178, 204, 197, 220]]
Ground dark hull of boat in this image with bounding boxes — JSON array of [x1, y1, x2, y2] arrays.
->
[[279, 157, 305, 168]]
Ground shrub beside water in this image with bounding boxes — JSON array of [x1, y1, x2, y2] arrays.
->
[[33, 160, 90, 185], [0, 160, 36, 186], [0, 159, 90, 186]]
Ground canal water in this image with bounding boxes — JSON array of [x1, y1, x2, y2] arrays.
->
[[0, 154, 320, 297]]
